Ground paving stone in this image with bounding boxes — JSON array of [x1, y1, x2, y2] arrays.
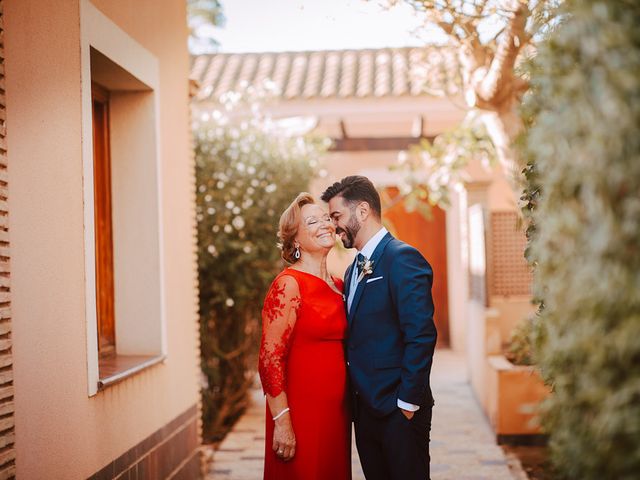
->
[[480, 459, 508, 466]]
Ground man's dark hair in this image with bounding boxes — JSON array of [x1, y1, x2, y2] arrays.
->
[[321, 175, 382, 218]]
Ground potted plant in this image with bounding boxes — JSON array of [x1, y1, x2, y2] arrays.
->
[[487, 318, 550, 444]]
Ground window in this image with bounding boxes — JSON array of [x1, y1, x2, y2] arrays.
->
[[81, 1, 167, 396], [468, 204, 487, 305]]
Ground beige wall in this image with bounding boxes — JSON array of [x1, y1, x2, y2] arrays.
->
[[460, 163, 534, 414], [6, 0, 199, 477], [445, 185, 469, 353], [195, 95, 466, 139]]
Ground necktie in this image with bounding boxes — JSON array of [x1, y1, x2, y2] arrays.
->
[[356, 253, 365, 278]]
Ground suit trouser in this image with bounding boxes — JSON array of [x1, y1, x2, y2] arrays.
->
[[354, 396, 432, 480]]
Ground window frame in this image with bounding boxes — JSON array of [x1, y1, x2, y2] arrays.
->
[[81, 0, 167, 396]]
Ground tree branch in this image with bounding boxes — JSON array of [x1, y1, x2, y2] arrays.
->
[[476, 0, 530, 107]]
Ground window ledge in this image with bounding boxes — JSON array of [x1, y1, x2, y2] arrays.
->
[[98, 354, 166, 391]]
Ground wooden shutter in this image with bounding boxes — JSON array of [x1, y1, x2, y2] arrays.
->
[[91, 84, 116, 356]]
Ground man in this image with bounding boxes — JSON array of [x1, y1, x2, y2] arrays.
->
[[321, 175, 437, 480]]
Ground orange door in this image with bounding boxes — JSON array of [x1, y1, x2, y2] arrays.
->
[[383, 189, 449, 347]]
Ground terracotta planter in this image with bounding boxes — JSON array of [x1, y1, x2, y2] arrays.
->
[[487, 354, 550, 445]]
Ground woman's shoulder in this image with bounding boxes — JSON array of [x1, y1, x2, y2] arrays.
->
[[263, 271, 301, 307], [274, 268, 319, 295], [271, 269, 302, 288], [279, 266, 317, 282]]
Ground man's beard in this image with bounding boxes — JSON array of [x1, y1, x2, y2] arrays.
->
[[337, 216, 360, 249]]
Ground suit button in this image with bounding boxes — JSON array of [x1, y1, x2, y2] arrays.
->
[[346, 361, 350, 366]]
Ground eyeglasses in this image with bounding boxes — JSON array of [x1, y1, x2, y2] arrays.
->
[[303, 214, 332, 229]]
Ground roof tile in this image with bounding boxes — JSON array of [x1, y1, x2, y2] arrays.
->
[[374, 51, 391, 97], [356, 51, 373, 97], [190, 46, 459, 101], [303, 52, 324, 98], [339, 50, 358, 98], [320, 51, 340, 98], [285, 53, 307, 99], [253, 54, 276, 87], [213, 54, 241, 99], [391, 50, 409, 96]]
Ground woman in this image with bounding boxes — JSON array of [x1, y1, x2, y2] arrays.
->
[[258, 193, 351, 480]]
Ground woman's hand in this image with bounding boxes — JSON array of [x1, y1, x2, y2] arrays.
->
[[272, 413, 296, 461]]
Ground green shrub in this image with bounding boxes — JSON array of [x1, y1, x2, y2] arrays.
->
[[195, 88, 327, 442], [505, 316, 537, 366], [522, 1, 640, 477]]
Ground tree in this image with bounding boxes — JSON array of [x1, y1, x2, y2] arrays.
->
[[384, 0, 560, 189], [523, 0, 640, 477]]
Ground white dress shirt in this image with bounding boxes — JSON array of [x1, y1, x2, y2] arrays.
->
[[347, 226, 420, 413]]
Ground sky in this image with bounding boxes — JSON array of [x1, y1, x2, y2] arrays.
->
[[208, 0, 446, 53]]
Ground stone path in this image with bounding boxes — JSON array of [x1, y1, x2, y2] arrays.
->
[[206, 349, 525, 479]]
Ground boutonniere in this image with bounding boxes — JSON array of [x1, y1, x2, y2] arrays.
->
[[357, 258, 375, 283]]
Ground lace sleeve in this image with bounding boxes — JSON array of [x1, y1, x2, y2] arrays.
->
[[258, 275, 301, 397]]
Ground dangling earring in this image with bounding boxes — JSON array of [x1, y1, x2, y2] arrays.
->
[[294, 246, 301, 260]]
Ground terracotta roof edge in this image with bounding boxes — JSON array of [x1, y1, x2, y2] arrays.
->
[[191, 45, 440, 57]]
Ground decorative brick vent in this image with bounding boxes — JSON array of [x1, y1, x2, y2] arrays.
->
[[0, 1, 16, 478], [489, 212, 532, 297]]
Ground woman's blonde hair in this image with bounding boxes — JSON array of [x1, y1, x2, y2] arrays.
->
[[278, 192, 315, 264]]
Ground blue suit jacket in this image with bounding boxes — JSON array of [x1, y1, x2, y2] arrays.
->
[[344, 232, 437, 417]]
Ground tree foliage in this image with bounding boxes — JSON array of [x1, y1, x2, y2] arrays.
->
[[522, 1, 640, 477], [187, 0, 225, 54], [392, 116, 496, 216], [195, 87, 327, 442]]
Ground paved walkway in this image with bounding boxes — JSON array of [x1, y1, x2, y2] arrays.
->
[[206, 349, 525, 479]]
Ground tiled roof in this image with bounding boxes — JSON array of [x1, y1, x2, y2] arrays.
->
[[190, 47, 459, 102]]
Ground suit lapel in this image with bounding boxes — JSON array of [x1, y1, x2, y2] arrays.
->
[[348, 232, 393, 325]]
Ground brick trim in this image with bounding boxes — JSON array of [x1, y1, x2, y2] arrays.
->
[[87, 404, 201, 480], [0, 1, 16, 478]]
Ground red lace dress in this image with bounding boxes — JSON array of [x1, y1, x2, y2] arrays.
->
[[258, 268, 351, 480]]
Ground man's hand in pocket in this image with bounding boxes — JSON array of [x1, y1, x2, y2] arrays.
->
[[400, 408, 414, 420]]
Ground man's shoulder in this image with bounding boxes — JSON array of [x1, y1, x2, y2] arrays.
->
[[386, 236, 419, 256], [384, 237, 430, 268]]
